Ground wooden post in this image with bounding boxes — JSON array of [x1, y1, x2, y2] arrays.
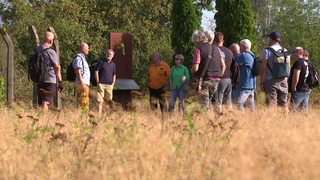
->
[[48, 27, 61, 109], [28, 25, 40, 106], [0, 28, 14, 106]]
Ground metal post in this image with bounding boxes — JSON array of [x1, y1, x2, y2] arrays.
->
[[0, 28, 14, 106], [48, 27, 61, 109], [28, 25, 40, 107]]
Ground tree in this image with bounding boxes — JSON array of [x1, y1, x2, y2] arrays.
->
[[215, 0, 256, 49], [252, 0, 320, 66], [171, 0, 199, 69], [0, 0, 172, 93]]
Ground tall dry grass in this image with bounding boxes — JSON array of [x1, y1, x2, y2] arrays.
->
[[0, 97, 320, 179]]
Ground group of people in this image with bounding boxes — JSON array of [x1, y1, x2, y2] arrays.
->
[[147, 30, 315, 114], [37, 30, 315, 115], [36, 31, 116, 114]]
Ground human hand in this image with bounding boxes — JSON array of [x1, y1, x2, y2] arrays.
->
[[58, 85, 64, 93], [181, 76, 186, 82]]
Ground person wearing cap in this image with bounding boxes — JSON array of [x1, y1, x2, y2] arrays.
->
[[236, 39, 256, 111], [260, 32, 291, 110], [168, 54, 190, 114]]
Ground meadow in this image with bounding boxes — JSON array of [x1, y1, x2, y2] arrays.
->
[[0, 96, 319, 180]]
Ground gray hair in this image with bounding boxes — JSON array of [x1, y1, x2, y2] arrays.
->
[[204, 30, 215, 44], [239, 39, 252, 49], [191, 30, 208, 44], [174, 54, 184, 62]]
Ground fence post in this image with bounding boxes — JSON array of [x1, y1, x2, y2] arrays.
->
[[28, 25, 40, 106], [0, 28, 14, 106], [48, 27, 61, 109]]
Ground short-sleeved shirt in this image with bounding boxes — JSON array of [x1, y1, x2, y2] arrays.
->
[[261, 44, 289, 81], [192, 47, 201, 64], [170, 65, 190, 89], [219, 46, 233, 79], [72, 53, 90, 85], [36, 44, 59, 84], [148, 61, 170, 89], [290, 58, 310, 92], [95, 59, 116, 85], [236, 51, 256, 90]]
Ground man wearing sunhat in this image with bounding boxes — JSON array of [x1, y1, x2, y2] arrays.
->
[[259, 32, 291, 110]]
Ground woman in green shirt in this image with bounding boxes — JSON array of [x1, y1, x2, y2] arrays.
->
[[168, 54, 190, 113]]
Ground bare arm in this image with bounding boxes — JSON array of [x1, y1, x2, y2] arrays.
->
[[94, 70, 99, 84], [220, 58, 226, 76], [292, 69, 300, 92], [260, 60, 267, 91], [112, 74, 116, 85], [54, 63, 62, 82], [191, 64, 199, 74]]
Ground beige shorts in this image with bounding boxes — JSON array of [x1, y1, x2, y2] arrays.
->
[[97, 83, 114, 102]]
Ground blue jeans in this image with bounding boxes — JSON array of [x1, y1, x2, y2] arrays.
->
[[198, 80, 219, 110], [232, 85, 240, 104], [237, 89, 255, 111], [169, 86, 186, 112], [291, 91, 310, 111]]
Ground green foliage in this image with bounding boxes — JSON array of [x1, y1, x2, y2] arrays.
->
[[215, 0, 256, 49], [252, 0, 320, 66], [171, 0, 199, 70], [0, 77, 5, 104], [0, 0, 173, 94]]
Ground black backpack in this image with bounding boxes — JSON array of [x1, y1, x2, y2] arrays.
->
[[306, 61, 319, 88], [66, 55, 83, 82], [249, 53, 261, 76], [28, 48, 50, 83]]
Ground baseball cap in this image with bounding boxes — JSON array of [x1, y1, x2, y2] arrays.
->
[[268, 32, 281, 42]]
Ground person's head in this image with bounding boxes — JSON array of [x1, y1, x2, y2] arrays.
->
[[43, 31, 54, 46], [151, 52, 160, 65], [79, 42, 89, 56], [268, 32, 281, 45], [191, 30, 208, 46], [105, 49, 114, 61], [303, 49, 309, 60], [229, 43, 240, 56], [174, 54, 184, 66], [204, 30, 215, 44], [239, 39, 251, 52], [213, 31, 224, 46], [293, 47, 304, 59]]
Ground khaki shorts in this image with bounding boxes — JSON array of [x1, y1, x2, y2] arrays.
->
[[97, 83, 113, 102]]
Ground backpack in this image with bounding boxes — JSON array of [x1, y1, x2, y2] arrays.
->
[[66, 55, 84, 82], [90, 63, 98, 86], [249, 53, 261, 76], [266, 47, 291, 78], [306, 61, 319, 88], [230, 58, 240, 85], [28, 48, 50, 83]]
